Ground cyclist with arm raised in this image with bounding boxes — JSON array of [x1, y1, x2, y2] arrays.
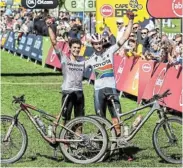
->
[[46, 18, 85, 127], [85, 11, 135, 136]]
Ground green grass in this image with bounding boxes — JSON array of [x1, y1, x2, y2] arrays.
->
[[1, 51, 182, 167], [162, 19, 182, 33]]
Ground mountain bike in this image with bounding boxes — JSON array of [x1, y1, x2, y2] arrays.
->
[[91, 89, 182, 164], [1, 94, 108, 164]]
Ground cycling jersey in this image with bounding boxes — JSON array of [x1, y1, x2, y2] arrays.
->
[[56, 50, 85, 92], [85, 44, 120, 90]]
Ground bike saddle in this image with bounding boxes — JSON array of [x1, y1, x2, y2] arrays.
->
[[104, 93, 118, 100]]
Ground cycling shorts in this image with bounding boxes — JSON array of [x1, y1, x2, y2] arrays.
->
[[94, 87, 122, 118]]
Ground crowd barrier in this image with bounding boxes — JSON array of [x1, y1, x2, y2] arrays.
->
[[1, 31, 182, 113]]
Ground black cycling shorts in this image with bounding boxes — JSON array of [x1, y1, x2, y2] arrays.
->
[[61, 91, 85, 121], [94, 87, 122, 118]]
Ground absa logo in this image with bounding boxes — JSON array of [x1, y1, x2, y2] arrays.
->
[[100, 4, 113, 17], [172, 0, 183, 17]]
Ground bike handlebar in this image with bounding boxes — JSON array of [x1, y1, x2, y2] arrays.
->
[[12, 95, 25, 104], [150, 89, 171, 102]]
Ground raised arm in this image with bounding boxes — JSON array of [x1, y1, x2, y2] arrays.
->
[[118, 11, 135, 47], [46, 18, 62, 60]]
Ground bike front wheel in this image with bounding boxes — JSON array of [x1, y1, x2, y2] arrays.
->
[[59, 116, 108, 164], [1, 115, 28, 164], [89, 115, 117, 161], [153, 116, 182, 164]]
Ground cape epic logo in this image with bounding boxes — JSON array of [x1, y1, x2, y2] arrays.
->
[[172, 0, 183, 17], [153, 67, 166, 95]]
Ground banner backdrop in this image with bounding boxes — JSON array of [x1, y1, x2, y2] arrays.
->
[[142, 63, 167, 100], [115, 56, 134, 92], [138, 60, 155, 103], [16, 34, 27, 55], [4, 31, 15, 52], [158, 66, 182, 112], [45, 41, 65, 69], [121, 57, 140, 96], [30, 35, 43, 61], [23, 34, 35, 57]]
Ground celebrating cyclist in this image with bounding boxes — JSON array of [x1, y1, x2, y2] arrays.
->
[[85, 11, 135, 136], [46, 18, 85, 128]]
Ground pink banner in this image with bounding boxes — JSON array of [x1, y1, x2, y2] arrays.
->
[[142, 63, 167, 100], [45, 41, 65, 69], [114, 55, 133, 91], [158, 66, 182, 112], [138, 60, 155, 103]]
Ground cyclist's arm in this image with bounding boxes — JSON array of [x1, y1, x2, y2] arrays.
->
[[118, 11, 134, 47], [47, 24, 63, 61]]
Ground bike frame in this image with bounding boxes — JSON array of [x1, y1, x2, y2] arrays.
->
[[4, 94, 82, 144], [110, 99, 165, 142]]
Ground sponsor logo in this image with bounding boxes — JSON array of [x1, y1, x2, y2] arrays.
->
[[132, 68, 139, 90], [50, 51, 56, 63], [23, 0, 57, 9], [172, 0, 183, 17], [93, 59, 111, 68], [153, 67, 166, 95], [142, 63, 151, 72], [26, 0, 37, 8], [115, 57, 126, 84], [100, 4, 113, 17]]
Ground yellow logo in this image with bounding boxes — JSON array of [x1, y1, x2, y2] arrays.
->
[[96, 0, 150, 34]]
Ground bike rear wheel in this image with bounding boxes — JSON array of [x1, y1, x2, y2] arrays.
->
[[1, 115, 28, 164], [89, 115, 117, 161], [153, 116, 182, 164], [59, 116, 108, 164]]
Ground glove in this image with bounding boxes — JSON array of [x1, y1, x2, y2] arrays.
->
[[126, 10, 135, 20]]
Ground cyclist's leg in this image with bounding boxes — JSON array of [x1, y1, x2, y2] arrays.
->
[[106, 88, 122, 136], [73, 91, 85, 134], [61, 92, 74, 125], [94, 88, 107, 118], [73, 91, 85, 118]]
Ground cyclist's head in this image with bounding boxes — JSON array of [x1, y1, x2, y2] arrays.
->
[[69, 38, 82, 57], [91, 33, 103, 52]]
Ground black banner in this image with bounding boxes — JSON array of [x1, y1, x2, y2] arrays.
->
[[23, 34, 36, 57], [21, 0, 58, 9], [16, 34, 27, 55], [4, 31, 15, 52], [30, 35, 43, 61]]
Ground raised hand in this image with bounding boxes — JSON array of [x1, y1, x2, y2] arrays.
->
[[126, 10, 135, 20]]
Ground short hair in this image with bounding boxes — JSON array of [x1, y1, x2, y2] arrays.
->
[[69, 38, 82, 48], [141, 28, 149, 32]]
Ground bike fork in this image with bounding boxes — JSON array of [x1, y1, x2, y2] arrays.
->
[[3, 109, 21, 142], [158, 109, 176, 143], [3, 120, 15, 141]]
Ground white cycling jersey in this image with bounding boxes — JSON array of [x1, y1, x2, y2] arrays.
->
[[85, 44, 120, 90]]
